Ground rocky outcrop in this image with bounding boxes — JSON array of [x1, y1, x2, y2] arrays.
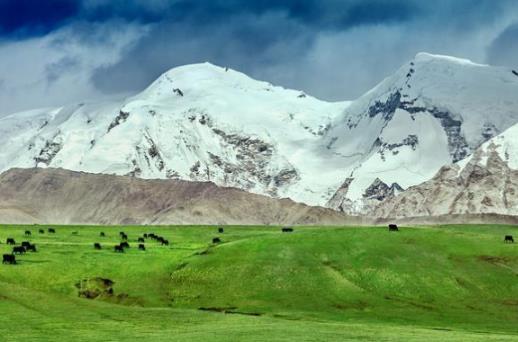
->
[[374, 143, 518, 218], [363, 178, 403, 201]]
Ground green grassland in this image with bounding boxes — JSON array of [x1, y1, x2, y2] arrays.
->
[[1, 224, 518, 341]]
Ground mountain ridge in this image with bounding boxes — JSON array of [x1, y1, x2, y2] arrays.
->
[[1, 53, 517, 215], [0, 167, 362, 225]]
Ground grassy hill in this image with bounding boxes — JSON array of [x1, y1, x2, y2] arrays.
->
[[2, 224, 518, 341]]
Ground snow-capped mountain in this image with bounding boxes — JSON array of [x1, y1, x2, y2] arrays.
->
[[373, 121, 518, 218], [0, 63, 348, 206], [326, 53, 518, 213], [1, 53, 517, 213]]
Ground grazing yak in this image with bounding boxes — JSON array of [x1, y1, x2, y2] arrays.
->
[[2, 254, 16, 264], [282, 227, 293, 233], [212, 237, 221, 244], [94, 243, 102, 250], [218, 227, 224, 233], [12, 246, 26, 254], [38, 229, 44, 234], [21, 242, 36, 252], [24, 230, 31, 236], [48, 228, 56, 234], [138, 237, 145, 243], [100, 232, 105, 237], [138, 244, 146, 251], [120, 242, 130, 249], [505, 235, 514, 243], [389, 224, 399, 232], [6, 238, 16, 245], [143, 233, 148, 239], [114, 245, 124, 253]]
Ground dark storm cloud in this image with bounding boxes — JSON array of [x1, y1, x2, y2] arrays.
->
[[88, 0, 421, 95], [1, 0, 518, 113], [487, 22, 518, 69], [0, 0, 79, 38], [0, 0, 419, 39]]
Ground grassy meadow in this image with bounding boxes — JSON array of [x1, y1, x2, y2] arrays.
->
[[1, 224, 518, 341]]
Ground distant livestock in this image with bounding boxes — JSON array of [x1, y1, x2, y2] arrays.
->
[[138, 244, 146, 251], [282, 227, 293, 233], [39, 229, 44, 234], [212, 237, 221, 244], [100, 232, 105, 237], [94, 243, 102, 250], [121, 233, 128, 241], [2, 254, 16, 264], [218, 227, 224, 233], [12, 246, 26, 254], [48, 228, 56, 234], [389, 224, 399, 232], [21, 241, 31, 248], [6, 238, 15, 245], [24, 230, 31, 236], [505, 235, 514, 243], [114, 245, 124, 253], [26, 244, 37, 252], [120, 242, 130, 249], [138, 237, 145, 243]]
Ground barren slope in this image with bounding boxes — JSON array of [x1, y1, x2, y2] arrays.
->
[[0, 168, 361, 225]]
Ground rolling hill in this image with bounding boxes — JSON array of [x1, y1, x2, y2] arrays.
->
[[0, 167, 360, 225]]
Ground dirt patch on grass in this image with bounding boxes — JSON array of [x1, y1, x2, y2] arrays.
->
[[75, 277, 138, 304], [478, 255, 511, 264], [75, 277, 114, 299], [198, 306, 237, 313], [501, 299, 518, 306], [198, 307, 262, 316]]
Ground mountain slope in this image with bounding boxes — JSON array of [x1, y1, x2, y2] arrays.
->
[[1, 54, 517, 214], [0, 63, 348, 207], [325, 53, 518, 213], [0, 168, 360, 225], [374, 122, 518, 218]]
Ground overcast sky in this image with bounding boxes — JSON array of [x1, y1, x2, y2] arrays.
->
[[0, 0, 517, 116]]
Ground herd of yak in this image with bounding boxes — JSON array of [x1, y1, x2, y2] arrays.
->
[[1, 226, 229, 265], [2, 224, 515, 265]]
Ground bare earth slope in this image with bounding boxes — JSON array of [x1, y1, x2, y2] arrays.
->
[[0, 168, 362, 225], [374, 141, 518, 219]]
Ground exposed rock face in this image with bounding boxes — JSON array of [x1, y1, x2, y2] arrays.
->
[[374, 143, 518, 218], [0, 168, 362, 225], [326, 178, 354, 212], [363, 178, 403, 201], [327, 177, 403, 214], [366, 89, 469, 162]]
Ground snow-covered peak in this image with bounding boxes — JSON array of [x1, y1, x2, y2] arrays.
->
[[1, 54, 517, 216], [412, 52, 487, 67], [139, 62, 305, 102], [325, 52, 518, 213]]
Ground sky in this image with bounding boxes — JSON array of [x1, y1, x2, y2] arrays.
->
[[0, 0, 517, 116]]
